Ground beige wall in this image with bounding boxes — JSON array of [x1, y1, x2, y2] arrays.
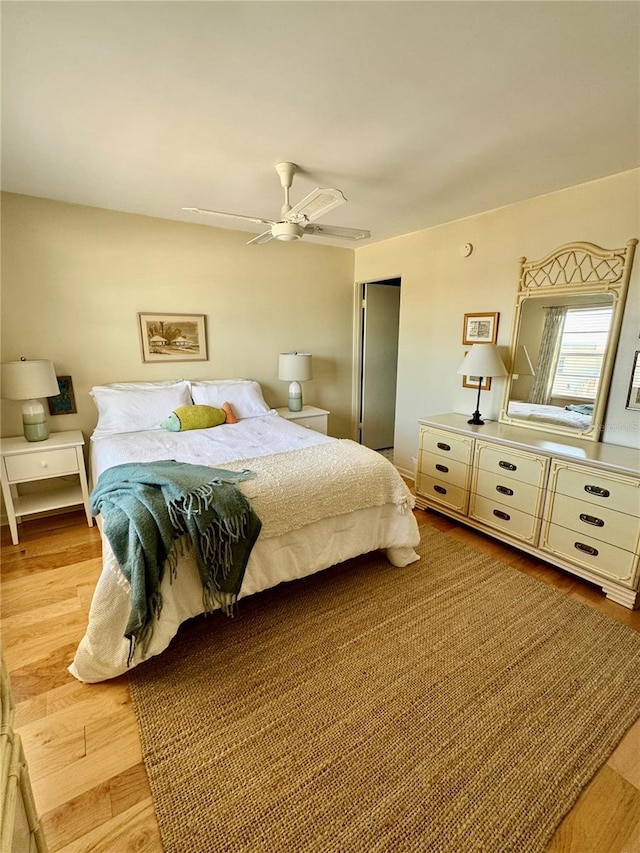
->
[[3, 172, 639, 491], [354, 170, 640, 476], [1, 193, 356, 442]]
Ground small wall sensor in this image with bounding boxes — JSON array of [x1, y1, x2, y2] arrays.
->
[[460, 243, 473, 257]]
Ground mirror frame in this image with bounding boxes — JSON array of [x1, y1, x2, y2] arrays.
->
[[499, 239, 637, 441]]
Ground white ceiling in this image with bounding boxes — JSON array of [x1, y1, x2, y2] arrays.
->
[[2, 1, 638, 247]]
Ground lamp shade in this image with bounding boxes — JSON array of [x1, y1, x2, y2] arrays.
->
[[278, 352, 312, 382], [1, 359, 59, 400], [456, 344, 507, 378], [512, 344, 535, 377]]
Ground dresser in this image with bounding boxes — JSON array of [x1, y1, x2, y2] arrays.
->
[[416, 414, 640, 608], [0, 431, 93, 545]]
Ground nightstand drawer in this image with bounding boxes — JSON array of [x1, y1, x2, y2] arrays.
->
[[551, 463, 640, 517], [5, 447, 78, 482], [475, 442, 547, 488], [419, 428, 473, 465], [291, 415, 326, 433], [470, 494, 538, 543], [418, 474, 469, 513], [542, 522, 637, 583]]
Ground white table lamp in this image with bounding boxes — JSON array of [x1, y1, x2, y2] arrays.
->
[[278, 352, 312, 412], [456, 344, 507, 425], [1, 358, 60, 441]]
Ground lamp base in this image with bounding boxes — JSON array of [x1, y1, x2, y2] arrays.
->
[[22, 399, 50, 442], [287, 381, 303, 412], [467, 412, 485, 426]]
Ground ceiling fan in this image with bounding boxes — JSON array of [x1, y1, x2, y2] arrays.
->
[[183, 162, 371, 245]]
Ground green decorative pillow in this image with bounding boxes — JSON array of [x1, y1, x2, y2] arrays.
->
[[160, 404, 227, 432]]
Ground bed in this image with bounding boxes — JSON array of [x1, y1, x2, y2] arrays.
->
[[506, 401, 592, 430], [69, 379, 420, 683]]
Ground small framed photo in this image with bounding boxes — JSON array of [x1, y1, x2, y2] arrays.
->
[[47, 375, 77, 415], [463, 312, 499, 345], [138, 313, 208, 363], [625, 351, 640, 411]]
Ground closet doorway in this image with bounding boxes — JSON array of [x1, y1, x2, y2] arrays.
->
[[356, 277, 401, 453]]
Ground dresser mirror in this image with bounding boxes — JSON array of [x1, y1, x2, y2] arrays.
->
[[500, 239, 637, 441]]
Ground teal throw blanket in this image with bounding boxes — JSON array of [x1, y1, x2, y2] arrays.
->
[[90, 460, 262, 663]]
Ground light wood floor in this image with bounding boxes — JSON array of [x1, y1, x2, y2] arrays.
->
[[1, 506, 639, 853]]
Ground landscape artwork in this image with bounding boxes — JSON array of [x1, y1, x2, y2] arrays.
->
[[138, 313, 208, 363]]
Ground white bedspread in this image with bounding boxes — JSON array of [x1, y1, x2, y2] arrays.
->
[[71, 415, 420, 682]]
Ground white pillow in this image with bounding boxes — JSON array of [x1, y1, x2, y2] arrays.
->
[[91, 380, 193, 438], [190, 380, 272, 419]]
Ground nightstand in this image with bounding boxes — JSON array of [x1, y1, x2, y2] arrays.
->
[[0, 430, 93, 544], [276, 406, 330, 435]]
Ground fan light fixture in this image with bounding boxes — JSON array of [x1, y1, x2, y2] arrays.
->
[[1, 357, 60, 441], [278, 352, 312, 412], [272, 222, 303, 242], [456, 344, 507, 425]]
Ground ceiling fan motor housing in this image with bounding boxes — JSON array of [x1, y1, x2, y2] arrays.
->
[[272, 221, 303, 241]]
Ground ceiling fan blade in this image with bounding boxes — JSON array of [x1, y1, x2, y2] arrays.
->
[[182, 207, 275, 226], [303, 223, 371, 241], [284, 187, 346, 224], [247, 229, 274, 245]]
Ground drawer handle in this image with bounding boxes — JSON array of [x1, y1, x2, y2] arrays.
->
[[496, 485, 514, 496], [584, 484, 610, 498], [40, 462, 48, 468], [493, 509, 511, 521], [435, 463, 449, 473], [436, 442, 451, 452], [574, 541, 599, 557], [498, 460, 517, 471], [433, 485, 447, 495], [579, 513, 605, 528]]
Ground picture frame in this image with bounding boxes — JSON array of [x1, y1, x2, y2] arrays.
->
[[463, 312, 499, 345], [47, 375, 77, 415], [461, 353, 491, 391], [138, 312, 208, 363], [625, 350, 640, 411]]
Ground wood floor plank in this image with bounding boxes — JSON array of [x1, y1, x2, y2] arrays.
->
[[30, 710, 142, 814], [54, 799, 161, 853], [608, 717, 640, 790], [41, 781, 112, 852], [547, 765, 640, 853]]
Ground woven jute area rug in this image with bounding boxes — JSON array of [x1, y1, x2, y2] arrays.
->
[[129, 528, 640, 853]]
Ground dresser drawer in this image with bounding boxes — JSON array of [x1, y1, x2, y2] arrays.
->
[[542, 522, 637, 583], [4, 447, 78, 482], [546, 492, 640, 552], [550, 462, 640, 517], [419, 427, 473, 465], [475, 441, 548, 488], [474, 468, 543, 516], [418, 474, 469, 513], [419, 451, 468, 489], [470, 494, 538, 543]]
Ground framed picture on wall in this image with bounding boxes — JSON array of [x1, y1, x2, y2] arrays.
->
[[47, 375, 77, 415], [463, 312, 499, 345], [138, 312, 208, 363], [625, 351, 640, 411]]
